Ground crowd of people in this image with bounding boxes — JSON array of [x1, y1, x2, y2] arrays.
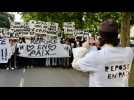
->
[[0, 30, 104, 70], [0, 26, 102, 70], [0, 18, 134, 87], [59, 35, 100, 64], [61, 35, 99, 48]]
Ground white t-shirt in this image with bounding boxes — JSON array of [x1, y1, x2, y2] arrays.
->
[[72, 46, 97, 58], [17, 43, 26, 55], [78, 47, 133, 87]]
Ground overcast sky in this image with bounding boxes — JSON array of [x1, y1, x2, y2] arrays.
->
[[9, 12, 23, 22]]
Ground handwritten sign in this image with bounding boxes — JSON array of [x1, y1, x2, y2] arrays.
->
[[17, 38, 70, 58], [0, 28, 8, 37], [9, 20, 60, 37], [74, 29, 84, 37], [47, 22, 59, 34], [0, 38, 14, 63], [18, 44, 70, 58], [28, 20, 48, 34], [64, 28, 75, 34], [28, 21, 59, 35], [63, 22, 75, 34], [63, 22, 75, 28], [10, 22, 30, 37], [0, 28, 5, 34]]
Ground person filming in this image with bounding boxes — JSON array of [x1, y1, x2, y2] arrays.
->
[[72, 19, 134, 87]]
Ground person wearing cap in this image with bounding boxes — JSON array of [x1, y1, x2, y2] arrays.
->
[[72, 19, 134, 87]]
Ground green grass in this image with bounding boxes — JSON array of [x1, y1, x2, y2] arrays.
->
[[129, 61, 134, 87]]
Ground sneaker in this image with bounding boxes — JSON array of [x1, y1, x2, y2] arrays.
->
[[6, 68, 9, 70], [11, 67, 15, 70]]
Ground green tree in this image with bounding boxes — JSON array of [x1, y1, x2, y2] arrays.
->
[[84, 12, 121, 35], [120, 12, 131, 47], [0, 12, 14, 28], [21, 12, 122, 33], [22, 12, 134, 42], [20, 12, 134, 47], [21, 12, 84, 29]]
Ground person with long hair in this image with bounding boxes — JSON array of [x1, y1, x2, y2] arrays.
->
[[72, 19, 134, 87]]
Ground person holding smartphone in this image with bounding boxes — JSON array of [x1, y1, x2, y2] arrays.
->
[[72, 19, 134, 87]]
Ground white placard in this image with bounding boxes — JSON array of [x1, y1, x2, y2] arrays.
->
[[28, 21, 59, 35], [10, 22, 30, 37], [17, 38, 70, 58], [0, 28, 8, 37], [64, 27, 75, 34], [63, 22, 75, 34], [0, 46, 8, 63], [18, 43, 70, 58], [0, 38, 14, 63], [47, 22, 59, 33], [9, 21, 60, 37], [0, 28, 5, 34], [74, 29, 84, 36], [63, 22, 75, 28]]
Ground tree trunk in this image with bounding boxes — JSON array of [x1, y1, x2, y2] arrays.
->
[[120, 12, 130, 47]]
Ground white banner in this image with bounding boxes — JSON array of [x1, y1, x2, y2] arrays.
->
[[74, 29, 84, 37], [28, 21, 59, 35], [10, 22, 30, 37], [0, 28, 8, 37], [63, 22, 75, 34], [0, 28, 6, 34], [0, 38, 14, 63], [10, 21, 49, 37], [47, 22, 59, 33], [64, 27, 75, 34], [28, 21, 48, 34], [63, 22, 75, 28], [17, 38, 70, 58], [0, 46, 8, 63]]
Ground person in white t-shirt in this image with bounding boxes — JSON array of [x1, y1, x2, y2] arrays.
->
[[72, 19, 134, 87]]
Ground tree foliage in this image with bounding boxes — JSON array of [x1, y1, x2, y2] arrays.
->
[[83, 12, 121, 35], [0, 12, 14, 28], [21, 12, 123, 35], [21, 12, 84, 29]]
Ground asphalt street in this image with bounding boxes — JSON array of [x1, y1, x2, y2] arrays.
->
[[0, 68, 89, 87]]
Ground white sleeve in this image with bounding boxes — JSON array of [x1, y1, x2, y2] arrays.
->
[[72, 47, 89, 71], [131, 48, 134, 60], [127, 47, 134, 62], [79, 52, 98, 72], [72, 47, 89, 58]]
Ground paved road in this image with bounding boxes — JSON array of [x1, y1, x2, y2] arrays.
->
[[0, 68, 89, 87]]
